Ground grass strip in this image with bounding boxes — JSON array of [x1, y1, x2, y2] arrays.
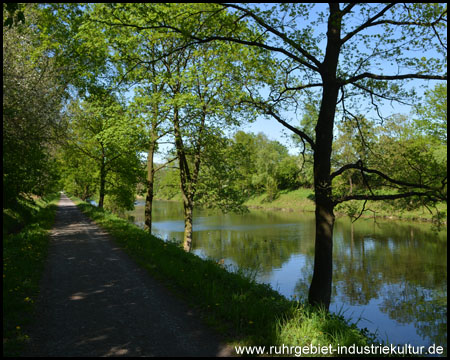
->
[[71, 196, 379, 354], [3, 194, 59, 357]]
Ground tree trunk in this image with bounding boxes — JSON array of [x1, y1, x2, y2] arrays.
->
[[183, 201, 194, 252], [307, 81, 338, 309], [172, 106, 195, 252], [307, 4, 342, 310], [98, 151, 106, 208], [144, 142, 156, 232], [308, 198, 335, 309]]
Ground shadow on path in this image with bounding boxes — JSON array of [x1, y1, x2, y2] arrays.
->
[[24, 194, 233, 357]]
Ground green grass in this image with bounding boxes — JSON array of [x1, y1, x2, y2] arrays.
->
[[3, 193, 59, 357], [70, 195, 380, 354], [244, 188, 446, 223], [245, 188, 316, 213]]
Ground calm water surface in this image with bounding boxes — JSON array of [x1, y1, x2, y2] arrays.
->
[[127, 200, 447, 352]]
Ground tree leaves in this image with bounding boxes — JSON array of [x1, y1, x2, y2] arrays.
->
[[3, 3, 25, 28], [3, 4, 68, 206]]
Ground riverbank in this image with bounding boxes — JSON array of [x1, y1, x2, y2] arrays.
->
[[149, 188, 447, 224], [70, 195, 379, 353], [3, 194, 59, 356], [250, 189, 447, 224]]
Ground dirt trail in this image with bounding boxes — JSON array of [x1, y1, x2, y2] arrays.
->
[[24, 193, 233, 357]]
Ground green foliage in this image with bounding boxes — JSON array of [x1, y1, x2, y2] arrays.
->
[[233, 131, 302, 198], [38, 3, 112, 93], [60, 90, 144, 212], [332, 109, 447, 225], [275, 156, 302, 191], [194, 132, 250, 213], [373, 114, 446, 200], [103, 156, 144, 214], [155, 130, 305, 205], [3, 4, 67, 207], [415, 83, 447, 144], [3, 3, 25, 28], [3, 194, 59, 356], [57, 146, 97, 201], [154, 166, 181, 200], [81, 3, 272, 223]]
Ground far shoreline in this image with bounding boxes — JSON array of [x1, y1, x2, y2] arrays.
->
[[134, 194, 447, 226]]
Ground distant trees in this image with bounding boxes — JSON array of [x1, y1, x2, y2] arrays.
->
[[415, 83, 447, 145], [155, 131, 304, 202], [231, 132, 302, 199], [60, 90, 143, 212]]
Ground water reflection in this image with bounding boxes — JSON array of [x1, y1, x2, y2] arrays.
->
[[127, 200, 447, 352]]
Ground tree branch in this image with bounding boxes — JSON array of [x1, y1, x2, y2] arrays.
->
[[367, 10, 447, 28], [340, 4, 447, 45], [334, 191, 441, 206], [331, 160, 444, 193], [220, 3, 322, 70], [341, 3, 358, 17], [341, 3, 396, 44], [266, 108, 316, 151], [349, 81, 415, 106], [343, 72, 447, 85], [280, 82, 323, 95], [154, 157, 177, 173], [240, 97, 317, 151], [92, 12, 321, 74]]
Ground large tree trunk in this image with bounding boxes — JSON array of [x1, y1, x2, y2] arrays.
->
[[307, 4, 342, 310], [308, 197, 335, 309], [307, 84, 338, 309]]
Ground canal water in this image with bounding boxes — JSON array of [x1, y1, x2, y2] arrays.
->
[[127, 200, 447, 352]]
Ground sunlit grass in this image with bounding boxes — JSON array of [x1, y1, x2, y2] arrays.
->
[[3, 194, 59, 357], [245, 188, 316, 213], [245, 188, 446, 224], [276, 304, 377, 353]]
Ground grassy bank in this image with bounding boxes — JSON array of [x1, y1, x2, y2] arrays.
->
[[3, 194, 60, 357], [245, 188, 316, 213], [245, 188, 446, 223], [154, 187, 446, 223], [70, 196, 379, 354]]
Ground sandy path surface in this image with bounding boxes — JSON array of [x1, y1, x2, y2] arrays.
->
[[24, 193, 233, 357]]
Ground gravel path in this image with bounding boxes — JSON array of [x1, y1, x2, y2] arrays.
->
[[24, 193, 233, 357]]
